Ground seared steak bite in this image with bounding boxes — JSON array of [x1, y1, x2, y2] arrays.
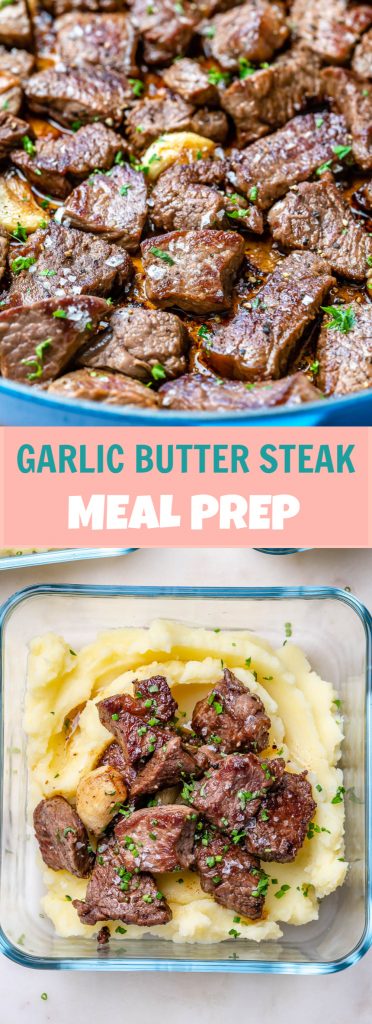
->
[[0, 295, 109, 384], [228, 112, 351, 209], [192, 668, 271, 754], [33, 796, 94, 877], [205, 0, 289, 71], [41, 0, 129, 13], [201, 252, 335, 381], [81, 305, 188, 382], [0, 0, 31, 48], [355, 180, 372, 211], [316, 300, 372, 396], [115, 806, 197, 871], [55, 13, 138, 75], [160, 371, 322, 410], [290, 0, 372, 65], [352, 28, 372, 79], [73, 834, 172, 926], [162, 58, 220, 106], [0, 111, 29, 161], [130, 0, 197, 65], [141, 230, 245, 314], [132, 675, 178, 722], [221, 49, 322, 147], [195, 834, 264, 919], [48, 368, 161, 405], [268, 173, 372, 281], [12, 123, 124, 199], [190, 752, 285, 830], [97, 692, 168, 765], [321, 67, 372, 170], [97, 740, 129, 777], [150, 161, 263, 234], [125, 94, 228, 154], [0, 46, 34, 80], [25, 66, 132, 128], [130, 733, 197, 797], [245, 771, 316, 862], [62, 164, 148, 251], [6, 222, 132, 306]]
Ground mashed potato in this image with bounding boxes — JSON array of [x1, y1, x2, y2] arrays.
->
[[25, 619, 347, 944]]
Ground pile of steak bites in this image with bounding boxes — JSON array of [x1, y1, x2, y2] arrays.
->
[[0, 0, 371, 411], [33, 671, 316, 931]]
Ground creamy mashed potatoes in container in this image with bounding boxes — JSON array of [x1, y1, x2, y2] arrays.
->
[[25, 619, 347, 944]]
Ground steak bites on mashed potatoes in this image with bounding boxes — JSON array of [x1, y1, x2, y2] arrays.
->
[[25, 620, 347, 944]]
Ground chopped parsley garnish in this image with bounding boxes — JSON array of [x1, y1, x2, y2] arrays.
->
[[22, 134, 36, 156], [252, 872, 269, 898], [115, 926, 127, 934], [63, 827, 76, 837], [129, 77, 144, 97], [151, 362, 167, 381], [212, 875, 222, 885], [274, 884, 290, 899], [316, 783, 323, 792], [71, 120, 82, 132], [142, 894, 153, 903], [41, 993, 48, 1001], [111, 712, 119, 720], [315, 116, 324, 128], [21, 338, 52, 380], [237, 789, 261, 808], [207, 67, 230, 86], [114, 150, 125, 165], [309, 359, 319, 375], [321, 305, 356, 334], [239, 57, 256, 79], [307, 821, 331, 839], [207, 691, 223, 714], [204, 24, 216, 37], [52, 308, 68, 319], [248, 186, 258, 202], [260, 809, 269, 821], [228, 928, 240, 938], [332, 144, 352, 161], [331, 786, 345, 805], [11, 255, 36, 274], [39, 268, 56, 277], [11, 222, 28, 242], [316, 159, 333, 176], [284, 622, 292, 638], [149, 246, 175, 265], [65, 894, 72, 901], [245, 657, 251, 667]]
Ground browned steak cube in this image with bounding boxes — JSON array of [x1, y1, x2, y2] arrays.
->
[[73, 835, 172, 926], [159, 371, 322, 410], [130, 733, 197, 797], [0, 71, 22, 115], [81, 305, 188, 382], [150, 161, 263, 234], [204, 0, 289, 71], [6, 222, 132, 305], [290, 0, 372, 65], [0, 0, 31, 48], [141, 230, 245, 314], [322, 67, 372, 170], [162, 58, 219, 106], [96, 740, 129, 776], [33, 796, 94, 877], [245, 771, 316, 862], [192, 668, 271, 754], [62, 164, 148, 251], [132, 674, 178, 722], [126, 94, 228, 154], [48, 368, 161, 405], [268, 173, 372, 281], [55, 13, 139, 75], [316, 300, 372, 395], [25, 67, 132, 128], [355, 180, 372, 211], [0, 295, 110, 384], [352, 28, 372, 79], [0, 46, 34, 81], [12, 123, 124, 198], [228, 112, 351, 209], [131, 0, 198, 65], [190, 752, 285, 831], [0, 111, 29, 161], [97, 692, 167, 764], [201, 252, 335, 381], [195, 834, 264, 919], [221, 49, 322, 147], [115, 806, 197, 871]]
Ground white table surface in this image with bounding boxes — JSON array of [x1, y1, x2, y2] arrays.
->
[[0, 546, 371, 1023]]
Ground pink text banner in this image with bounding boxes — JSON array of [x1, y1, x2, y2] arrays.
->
[[1, 427, 371, 548]]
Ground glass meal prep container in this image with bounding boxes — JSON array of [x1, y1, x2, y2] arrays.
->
[[0, 583, 371, 974], [0, 548, 136, 572]]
